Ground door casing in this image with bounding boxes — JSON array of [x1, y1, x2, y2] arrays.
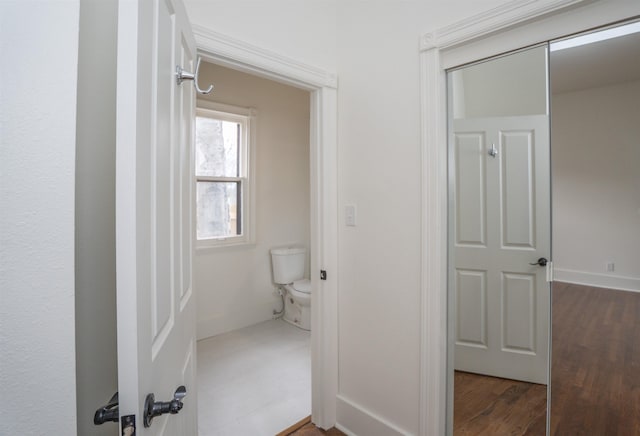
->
[[193, 26, 339, 429]]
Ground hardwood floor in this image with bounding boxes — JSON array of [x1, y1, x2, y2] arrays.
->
[[550, 282, 640, 435], [454, 371, 547, 435], [277, 416, 345, 436], [454, 282, 640, 435], [278, 283, 640, 435]]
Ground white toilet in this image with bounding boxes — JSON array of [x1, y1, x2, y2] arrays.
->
[[271, 247, 312, 331]]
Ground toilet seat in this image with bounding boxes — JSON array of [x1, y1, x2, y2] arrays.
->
[[284, 280, 311, 306], [292, 279, 311, 294]]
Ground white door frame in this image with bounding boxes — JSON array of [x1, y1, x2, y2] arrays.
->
[[419, 0, 640, 434], [193, 25, 339, 429]]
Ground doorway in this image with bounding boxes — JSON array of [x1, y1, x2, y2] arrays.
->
[[446, 44, 551, 435], [443, 18, 640, 436], [194, 61, 313, 435], [419, 4, 640, 435], [195, 27, 339, 431]]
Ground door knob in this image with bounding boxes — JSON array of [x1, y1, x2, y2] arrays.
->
[[143, 386, 187, 428], [94, 392, 119, 425], [529, 257, 548, 267]]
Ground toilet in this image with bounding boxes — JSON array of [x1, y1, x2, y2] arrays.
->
[[271, 247, 311, 331]]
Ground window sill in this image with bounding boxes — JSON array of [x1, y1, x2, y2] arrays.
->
[[196, 237, 256, 252]]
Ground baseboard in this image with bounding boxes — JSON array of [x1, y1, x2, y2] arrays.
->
[[196, 301, 276, 340], [336, 394, 408, 436], [554, 268, 640, 292]]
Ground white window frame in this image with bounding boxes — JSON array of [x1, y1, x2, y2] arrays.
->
[[195, 101, 256, 249]]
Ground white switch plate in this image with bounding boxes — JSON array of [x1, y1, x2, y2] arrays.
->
[[345, 204, 357, 226]]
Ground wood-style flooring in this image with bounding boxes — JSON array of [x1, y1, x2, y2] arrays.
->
[[278, 416, 345, 436], [454, 371, 547, 435], [454, 282, 640, 435], [550, 282, 640, 435]]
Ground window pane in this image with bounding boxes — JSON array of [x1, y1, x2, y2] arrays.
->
[[196, 181, 241, 239], [195, 117, 240, 177]]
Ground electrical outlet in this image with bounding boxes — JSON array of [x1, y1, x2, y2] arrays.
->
[[606, 262, 615, 272]]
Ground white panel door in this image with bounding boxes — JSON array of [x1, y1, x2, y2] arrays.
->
[[116, 0, 197, 434], [453, 115, 550, 384]]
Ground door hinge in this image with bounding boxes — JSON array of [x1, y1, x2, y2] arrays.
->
[[320, 270, 327, 280]]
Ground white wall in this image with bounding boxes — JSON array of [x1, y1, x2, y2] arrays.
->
[[195, 63, 310, 340], [552, 80, 640, 291], [12, 0, 635, 434], [453, 45, 548, 119], [184, 0, 516, 433], [184, 0, 338, 72], [334, 1, 511, 434], [0, 1, 79, 434], [74, 0, 118, 434]]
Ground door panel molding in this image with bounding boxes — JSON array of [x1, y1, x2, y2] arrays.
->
[[455, 269, 488, 348], [454, 132, 487, 247], [500, 130, 536, 248]]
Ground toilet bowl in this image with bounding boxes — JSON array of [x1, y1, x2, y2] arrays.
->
[[282, 279, 311, 330], [270, 247, 312, 331]]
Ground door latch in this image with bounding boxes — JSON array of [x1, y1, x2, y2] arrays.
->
[[143, 386, 187, 428], [121, 415, 136, 436], [94, 392, 119, 425]]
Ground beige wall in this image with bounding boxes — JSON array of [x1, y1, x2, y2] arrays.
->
[[552, 80, 640, 291], [195, 63, 311, 339]]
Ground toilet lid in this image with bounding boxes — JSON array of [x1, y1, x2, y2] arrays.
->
[[292, 279, 311, 294]]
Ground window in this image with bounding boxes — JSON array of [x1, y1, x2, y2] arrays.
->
[[195, 102, 255, 247]]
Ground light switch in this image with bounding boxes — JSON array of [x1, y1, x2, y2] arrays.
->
[[345, 204, 357, 226]]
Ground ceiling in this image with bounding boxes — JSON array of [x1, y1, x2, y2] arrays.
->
[[550, 29, 640, 94]]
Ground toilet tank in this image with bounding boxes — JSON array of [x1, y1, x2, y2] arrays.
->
[[271, 247, 306, 284]]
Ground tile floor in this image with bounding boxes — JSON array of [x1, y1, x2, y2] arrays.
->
[[197, 319, 311, 436]]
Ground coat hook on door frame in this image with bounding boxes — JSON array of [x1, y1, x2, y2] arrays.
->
[[176, 57, 213, 95]]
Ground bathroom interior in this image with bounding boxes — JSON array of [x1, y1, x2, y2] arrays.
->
[[194, 61, 313, 436]]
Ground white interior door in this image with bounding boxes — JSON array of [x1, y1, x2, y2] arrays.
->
[[116, 0, 197, 434], [453, 115, 550, 384]]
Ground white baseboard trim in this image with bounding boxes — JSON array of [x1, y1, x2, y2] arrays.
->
[[336, 394, 409, 436], [196, 301, 276, 340], [554, 268, 640, 292]]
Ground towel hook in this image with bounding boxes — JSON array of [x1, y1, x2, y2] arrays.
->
[[176, 57, 213, 95]]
